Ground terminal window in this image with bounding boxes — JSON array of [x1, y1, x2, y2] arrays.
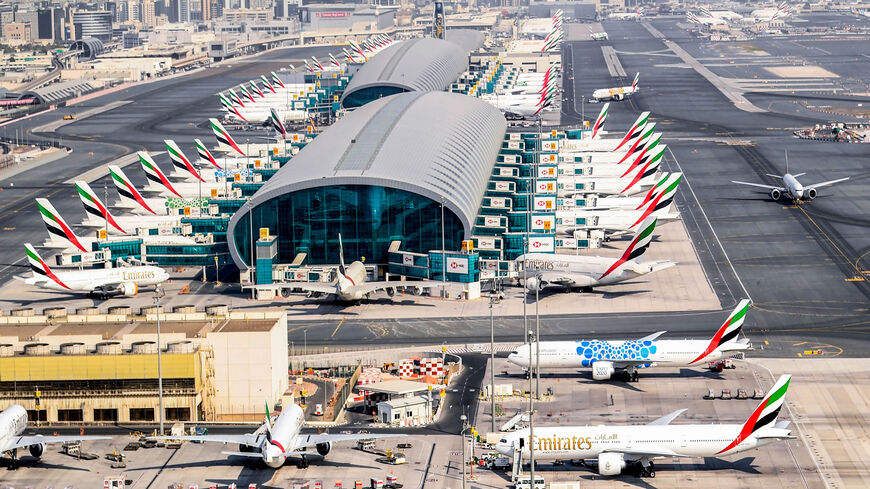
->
[[166, 407, 191, 422], [57, 409, 83, 422], [130, 408, 154, 422], [94, 408, 118, 422]]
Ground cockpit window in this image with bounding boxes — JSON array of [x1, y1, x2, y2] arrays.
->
[[510, 350, 518, 355], [499, 438, 507, 443]]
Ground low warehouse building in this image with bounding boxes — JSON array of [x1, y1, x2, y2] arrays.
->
[[0, 308, 288, 423]]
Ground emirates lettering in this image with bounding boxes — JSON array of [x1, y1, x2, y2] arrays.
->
[[122, 270, 156, 281]]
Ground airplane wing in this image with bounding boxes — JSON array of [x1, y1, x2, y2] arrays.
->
[[602, 447, 699, 460], [537, 271, 599, 288], [351, 281, 446, 295], [147, 434, 260, 446], [289, 282, 339, 295], [646, 409, 687, 426], [731, 180, 783, 191], [637, 331, 666, 342], [6, 435, 111, 451], [805, 176, 850, 191], [291, 432, 404, 451]]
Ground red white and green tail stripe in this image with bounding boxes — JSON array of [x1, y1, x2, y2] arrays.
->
[[629, 171, 681, 228], [239, 84, 255, 103], [25, 243, 69, 289], [261, 75, 276, 93], [614, 111, 650, 151], [271, 71, 285, 89], [75, 180, 126, 234], [209, 118, 246, 157], [618, 123, 657, 164], [138, 151, 182, 198], [36, 198, 87, 252], [621, 136, 663, 176], [229, 89, 244, 107], [220, 93, 246, 121], [249, 81, 264, 98], [599, 217, 657, 279], [592, 102, 609, 140], [109, 165, 156, 215], [718, 373, 790, 454], [165, 139, 204, 182], [691, 299, 751, 365], [269, 108, 286, 139], [194, 138, 220, 169]]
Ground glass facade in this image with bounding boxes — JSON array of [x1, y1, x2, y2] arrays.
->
[[341, 86, 408, 109], [233, 185, 464, 267]]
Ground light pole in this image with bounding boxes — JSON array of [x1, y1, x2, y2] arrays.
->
[[460, 414, 468, 489], [441, 196, 446, 298], [535, 277, 541, 401], [528, 327, 535, 487], [154, 286, 165, 435], [489, 278, 498, 433]]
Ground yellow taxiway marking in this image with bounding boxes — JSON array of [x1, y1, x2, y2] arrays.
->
[[793, 342, 807, 346], [846, 277, 865, 282], [764, 340, 769, 345], [331, 317, 345, 337]]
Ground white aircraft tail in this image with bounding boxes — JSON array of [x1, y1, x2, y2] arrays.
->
[[75, 180, 127, 234], [36, 198, 88, 252], [591, 102, 609, 139], [109, 165, 157, 215], [614, 111, 650, 151]]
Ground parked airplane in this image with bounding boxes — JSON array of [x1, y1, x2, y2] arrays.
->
[[686, 11, 727, 25], [109, 165, 162, 215], [149, 403, 400, 468], [495, 375, 794, 478], [17, 244, 168, 298], [516, 217, 674, 292], [608, 8, 643, 20], [508, 299, 751, 381], [592, 73, 639, 101], [287, 235, 444, 301], [732, 165, 850, 202], [591, 31, 609, 40], [0, 404, 109, 467]]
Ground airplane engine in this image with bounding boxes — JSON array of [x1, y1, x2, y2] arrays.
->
[[119, 282, 138, 297], [29, 438, 45, 458], [598, 452, 626, 475], [316, 442, 331, 456], [592, 361, 615, 380], [806, 188, 816, 200], [525, 277, 544, 291], [614, 94, 624, 101], [769, 189, 781, 201], [386, 287, 395, 297]]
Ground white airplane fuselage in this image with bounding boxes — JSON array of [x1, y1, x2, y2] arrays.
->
[[260, 404, 305, 468], [592, 86, 637, 101], [496, 423, 784, 462], [26, 266, 168, 293], [507, 339, 743, 370], [0, 405, 28, 452], [517, 253, 662, 287]]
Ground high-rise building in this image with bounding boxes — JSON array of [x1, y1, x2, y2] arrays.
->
[[0, 5, 15, 38], [201, 0, 213, 20], [72, 10, 113, 42], [4, 22, 32, 42], [141, 0, 156, 26], [37, 8, 64, 41]]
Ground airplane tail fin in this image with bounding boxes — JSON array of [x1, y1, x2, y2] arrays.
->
[[76, 180, 126, 234], [620, 134, 663, 176], [260, 74, 276, 93], [632, 72, 639, 91], [271, 71, 285, 89], [209, 118, 246, 157], [25, 243, 69, 289], [591, 102, 609, 139], [338, 233, 347, 275], [36, 198, 88, 253], [229, 88, 244, 107], [138, 151, 182, 198], [269, 108, 287, 140], [689, 299, 751, 365], [599, 217, 657, 279], [220, 93, 246, 121], [165, 139, 204, 182], [250, 80, 264, 98], [239, 84, 255, 103], [718, 374, 791, 454], [109, 165, 156, 215], [614, 111, 651, 151], [264, 400, 274, 437], [638, 172, 682, 211], [194, 138, 220, 169], [618, 123, 657, 164], [329, 53, 341, 67]]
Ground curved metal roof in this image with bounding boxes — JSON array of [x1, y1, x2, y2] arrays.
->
[[69, 38, 104, 59], [228, 91, 506, 267], [340, 31, 484, 108]]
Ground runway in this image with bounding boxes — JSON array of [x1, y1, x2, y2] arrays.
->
[[0, 46, 334, 285]]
